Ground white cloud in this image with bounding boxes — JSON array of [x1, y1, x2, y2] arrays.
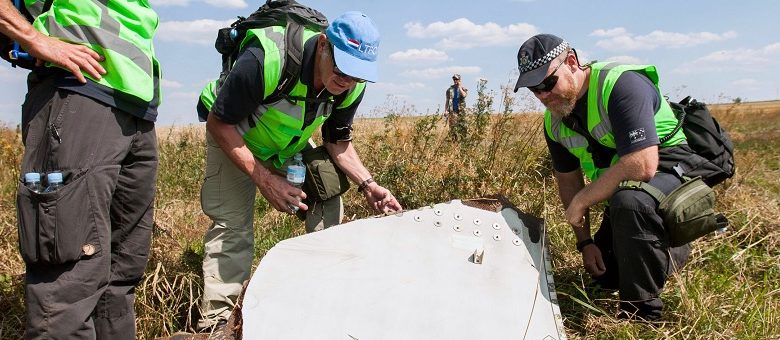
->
[[370, 82, 426, 93], [150, 0, 189, 6], [401, 66, 481, 79], [404, 18, 538, 50], [731, 78, 760, 87], [590, 27, 737, 51], [202, 0, 247, 9], [157, 19, 234, 45], [674, 42, 780, 74], [167, 91, 200, 100], [388, 49, 449, 64], [604, 55, 644, 64], [590, 27, 628, 38], [161, 79, 183, 89]]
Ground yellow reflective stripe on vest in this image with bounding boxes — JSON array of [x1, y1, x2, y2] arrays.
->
[[590, 62, 620, 141], [588, 62, 685, 148], [548, 115, 588, 149], [245, 27, 286, 99], [24, 0, 44, 17]]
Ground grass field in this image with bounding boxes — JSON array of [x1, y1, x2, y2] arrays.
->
[[1, 95, 778, 339]]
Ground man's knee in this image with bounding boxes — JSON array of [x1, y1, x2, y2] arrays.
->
[[609, 188, 657, 213]]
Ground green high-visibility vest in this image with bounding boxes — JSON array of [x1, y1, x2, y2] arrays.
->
[[26, 0, 161, 102], [200, 26, 365, 169], [544, 62, 686, 181]]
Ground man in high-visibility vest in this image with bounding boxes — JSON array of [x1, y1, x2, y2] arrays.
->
[[195, 11, 402, 330], [513, 34, 702, 320], [1, 0, 160, 338]]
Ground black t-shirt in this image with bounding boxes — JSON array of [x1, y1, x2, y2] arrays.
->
[[545, 71, 663, 173], [206, 35, 363, 143]]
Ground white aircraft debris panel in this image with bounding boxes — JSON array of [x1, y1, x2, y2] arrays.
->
[[242, 198, 566, 340]]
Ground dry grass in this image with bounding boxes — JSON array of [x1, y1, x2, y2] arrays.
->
[[0, 97, 778, 339]]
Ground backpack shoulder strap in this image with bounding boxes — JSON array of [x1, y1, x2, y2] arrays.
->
[[263, 21, 305, 104], [43, 0, 54, 12]]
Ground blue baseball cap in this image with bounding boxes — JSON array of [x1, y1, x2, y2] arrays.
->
[[326, 11, 380, 83]]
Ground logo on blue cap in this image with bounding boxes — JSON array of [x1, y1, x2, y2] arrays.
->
[[326, 11, 380, 83]]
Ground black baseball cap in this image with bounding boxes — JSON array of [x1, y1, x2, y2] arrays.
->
[[513, 34, 570, 92]]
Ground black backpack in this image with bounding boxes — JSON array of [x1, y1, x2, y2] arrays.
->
[[659, 97, 736, 186], [0, 0, 53, 69], [214, 0, 328, 103]]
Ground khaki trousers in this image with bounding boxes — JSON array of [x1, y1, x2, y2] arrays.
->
[[198, 133, 343, 328]]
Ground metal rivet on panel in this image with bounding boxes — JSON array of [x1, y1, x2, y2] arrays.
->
[[512, 238, 522, 246], [453, 225, 462, 232], [493, 234, 501, 241], [454, 214, 463, 221], [414, 216, 422, 222], [434, 221, 442, 228], [492, 223, 501, 230], [434, 209, 443, 216], [473, 230, 482, 237], [473, 218, 481, 226]]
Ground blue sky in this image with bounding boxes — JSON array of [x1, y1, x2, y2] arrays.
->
[[1, 0, 778, 126]]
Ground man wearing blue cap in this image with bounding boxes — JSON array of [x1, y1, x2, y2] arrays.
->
[[195, 11, 402, 330], [513, 34, 712, 320]]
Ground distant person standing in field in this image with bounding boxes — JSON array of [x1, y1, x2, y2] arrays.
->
[[444, 73, 468, 140], [194, 11, 402, 330], [1, 0, 160, 338], [513, 34, 720, 320]]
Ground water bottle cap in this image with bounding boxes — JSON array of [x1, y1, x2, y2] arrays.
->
[[24, 172, 41, 182], [47, 172, 63, 183]]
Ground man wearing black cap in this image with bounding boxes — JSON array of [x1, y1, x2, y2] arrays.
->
[[514, 33, 700, 320]]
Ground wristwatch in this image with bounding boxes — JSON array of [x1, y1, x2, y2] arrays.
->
[[357, 177, 375, 192], [576, 238, 594, 252]]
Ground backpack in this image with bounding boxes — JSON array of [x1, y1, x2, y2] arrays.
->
[[214, 0, 328, 103], [1, 0, 52, 69], [659, 97, 736, 187]]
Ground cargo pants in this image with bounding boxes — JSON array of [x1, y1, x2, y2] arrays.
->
[[197, 132, 343, 329], [592, 172, 690, 319], [17, 74, 157, 339]]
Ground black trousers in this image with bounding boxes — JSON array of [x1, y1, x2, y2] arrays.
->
[[17, 74, 157, 339], [592, 172, 691, 318]]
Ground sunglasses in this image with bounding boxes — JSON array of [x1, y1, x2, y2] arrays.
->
[[528, 56, 566, 94], [329, 44, 366, 83]]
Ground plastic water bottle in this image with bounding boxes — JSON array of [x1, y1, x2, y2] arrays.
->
[[24, 172, 44, 193], [286, 154, 305, 213], [43, 172, 63, 193], [286, 153, 306, 188]]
